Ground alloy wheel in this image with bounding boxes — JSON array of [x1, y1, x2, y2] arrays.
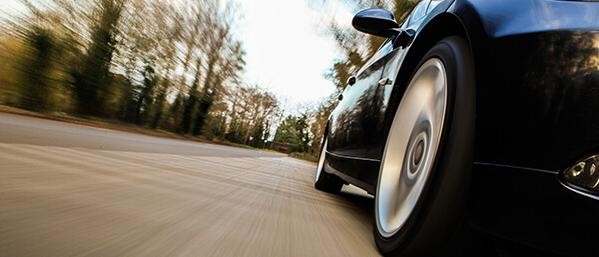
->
[[375, 58, 448, 238]]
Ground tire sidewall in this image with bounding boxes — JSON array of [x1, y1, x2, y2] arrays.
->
[[314, 126, 344, 193]]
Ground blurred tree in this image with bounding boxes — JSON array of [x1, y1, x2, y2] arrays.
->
[[16, 26, 54, 111], [71, 0, 124, 116], [0, 0, 281, 151], [132, 62, 157, 124], [3, 0, 89, 112], [296, 113, 311, 152], [0, 33, 26, 105], [176, 2, 246, 136], [179, 58, 203, 134], [215, 85, 279, 147], [193, 41, 245, 136]]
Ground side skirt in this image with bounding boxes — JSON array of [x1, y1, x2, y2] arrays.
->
[[324, 151, 381, 195]]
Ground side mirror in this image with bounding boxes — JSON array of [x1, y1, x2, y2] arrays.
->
[[352, 8, 399, 38]]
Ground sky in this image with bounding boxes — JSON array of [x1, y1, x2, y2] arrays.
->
[[2, 1, 23, 14], [236, 0, 353, 113]]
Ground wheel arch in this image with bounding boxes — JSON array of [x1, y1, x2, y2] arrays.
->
[[396, 12, 472, 89]]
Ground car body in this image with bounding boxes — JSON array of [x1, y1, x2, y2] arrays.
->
[[320, 0, 599, 255]]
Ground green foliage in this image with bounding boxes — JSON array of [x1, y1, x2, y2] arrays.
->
[[274, 114, 311, 153]]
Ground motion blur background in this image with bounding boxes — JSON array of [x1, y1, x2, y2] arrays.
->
[[0, 0, 419, 159]]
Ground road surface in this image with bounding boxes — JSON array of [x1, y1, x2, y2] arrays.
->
[[0, 113, 378, 257]]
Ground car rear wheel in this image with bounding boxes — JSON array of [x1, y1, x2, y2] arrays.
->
[[374, 36, 475, 256], [314, 138, 343, 193]]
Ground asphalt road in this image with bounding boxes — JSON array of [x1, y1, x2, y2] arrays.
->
[[0, 113, 379, 257]]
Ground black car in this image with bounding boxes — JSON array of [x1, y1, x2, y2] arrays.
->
[[314, 0, 599, 256]]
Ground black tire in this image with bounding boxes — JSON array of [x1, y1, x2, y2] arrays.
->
[[314, 169, 343, 193], [374, 36, 475, 256], [314, 138, 344, 194]]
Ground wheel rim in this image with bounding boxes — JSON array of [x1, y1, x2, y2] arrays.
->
[[315, 139, 328, 183], [375, 58, 448, 238]]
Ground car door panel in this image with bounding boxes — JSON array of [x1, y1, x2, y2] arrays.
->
[[328, 58, 385, 158]]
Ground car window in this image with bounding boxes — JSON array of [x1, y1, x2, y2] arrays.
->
[[407, 0, 430, 27]]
